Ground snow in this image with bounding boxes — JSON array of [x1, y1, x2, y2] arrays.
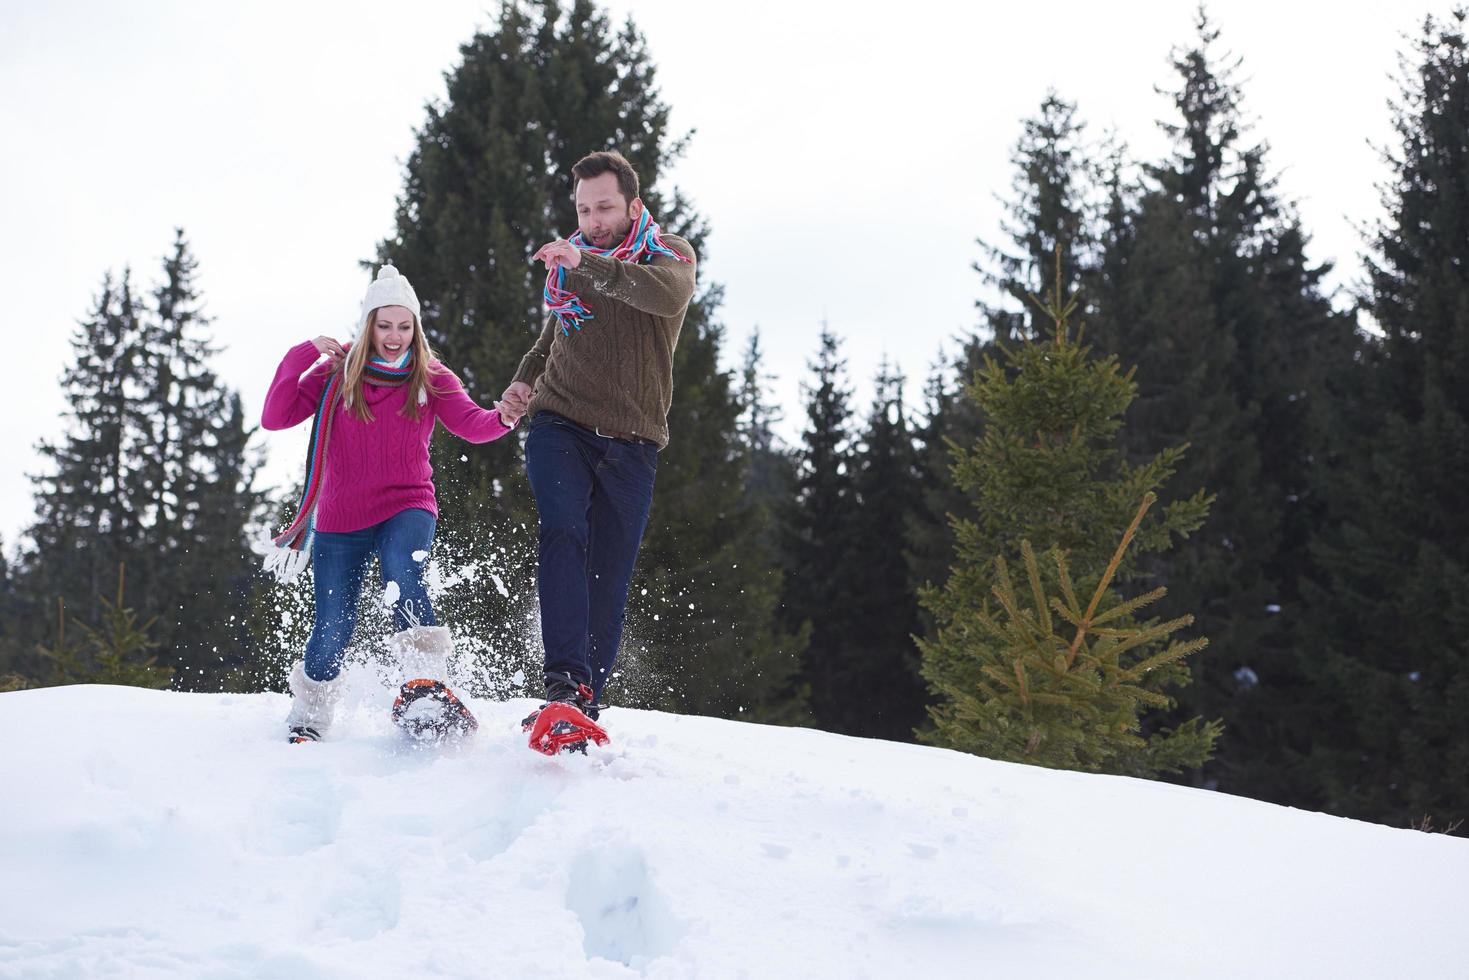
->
[[2, 685, 1466, 979], [489, 572, 510, 598]]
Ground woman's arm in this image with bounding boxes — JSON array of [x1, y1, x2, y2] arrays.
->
[[432, 367, 517, 443], [261, 340, 334, 430]]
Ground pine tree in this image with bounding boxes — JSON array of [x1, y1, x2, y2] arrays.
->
[[780, 326, 859, 728], [378, 0, 801, 718], [7, 276, 127, 682], [979, 90, 1098, 345], [907, 337, 986, 629], [1301, 10, 1469, 831], [137, 231, 262, 687], [378, 0, 676, 534], [24, 272, 147, 641], [621, 295, 809, 723], [735, 328, 795, 544], [0, 536, 27, 689], [919, 263, 1217, 775], [9, 239, 259, 691], [844, 361, 927, 739], [911, 91, 1097, 646], [1085, 11, 1349, 795]]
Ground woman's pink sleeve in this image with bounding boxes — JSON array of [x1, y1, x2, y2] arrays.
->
[[262, 341, 332, 430], [432, 367, 517, 444]]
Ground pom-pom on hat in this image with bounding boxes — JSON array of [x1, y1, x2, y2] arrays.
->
[[361, 264, 421, 322]]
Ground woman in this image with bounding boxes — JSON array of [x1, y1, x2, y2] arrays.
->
[[260, 264, 519, 742]]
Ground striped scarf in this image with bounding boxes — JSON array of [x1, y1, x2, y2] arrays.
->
[[543, 210, 690, 336], [260, 351, 414, 582]]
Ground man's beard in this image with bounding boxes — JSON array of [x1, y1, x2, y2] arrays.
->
[[590, 213, 633, 247]]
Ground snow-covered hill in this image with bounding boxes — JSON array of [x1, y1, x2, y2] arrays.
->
[[1, 683, 1465, 979]]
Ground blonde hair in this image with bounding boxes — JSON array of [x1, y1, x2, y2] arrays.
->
[[340, 307, 443, 422]]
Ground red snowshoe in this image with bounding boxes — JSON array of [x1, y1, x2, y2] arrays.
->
[[392, 678, 479, 741], [521, 680, 609, 755]]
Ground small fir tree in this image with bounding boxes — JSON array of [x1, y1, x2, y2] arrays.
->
[[910, 90, 1098, 644], [925, 498, 1218, 773], [37, 564, 172, 690], [919, 257, 1217, 776]]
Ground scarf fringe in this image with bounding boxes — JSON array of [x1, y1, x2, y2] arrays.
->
[[253, 528, 314, 583]]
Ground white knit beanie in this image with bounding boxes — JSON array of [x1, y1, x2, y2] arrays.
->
[[361, 264, 421, 321]]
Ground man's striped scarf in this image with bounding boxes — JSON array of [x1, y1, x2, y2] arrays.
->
[[259, 352, 414, 582], [543, 210, 690, 336]]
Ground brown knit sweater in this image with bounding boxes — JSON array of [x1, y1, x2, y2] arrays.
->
[[513, 234, 697, 449]]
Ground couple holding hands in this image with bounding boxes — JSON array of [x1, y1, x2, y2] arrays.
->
[[260, 150, 696, 749]]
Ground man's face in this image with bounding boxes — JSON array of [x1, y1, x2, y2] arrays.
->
[[575, 171, 643, 248]]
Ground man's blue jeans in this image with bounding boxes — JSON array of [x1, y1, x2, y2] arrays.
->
[[303, 507, 437, 682], [524, 411, 657, 699]]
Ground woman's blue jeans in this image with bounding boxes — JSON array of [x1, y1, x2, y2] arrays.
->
[[524, 411, 657, 699], [303, 507, 437, 682]]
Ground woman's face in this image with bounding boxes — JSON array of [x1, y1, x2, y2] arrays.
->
[[372, 306, 415, 362]]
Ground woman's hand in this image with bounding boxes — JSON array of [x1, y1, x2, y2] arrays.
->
[[495, 387, 528, 426], [499, 381, 532, 422], [312, 336, 345, 366]]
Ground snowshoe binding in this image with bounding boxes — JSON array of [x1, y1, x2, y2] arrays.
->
[[392, 678, 479, 742], [522, 676, 609, 756], [287, 725, 322, 744]]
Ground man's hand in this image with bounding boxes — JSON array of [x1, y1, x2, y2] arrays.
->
[[499, 381, 533, 425], [532, 239, 582, 272]]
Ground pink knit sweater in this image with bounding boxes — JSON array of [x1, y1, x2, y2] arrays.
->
[[262, 340, 515, 533]]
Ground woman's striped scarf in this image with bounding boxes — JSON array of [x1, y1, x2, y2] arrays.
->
[[543, 210, 690, 336], [259, 351, 414, 582]]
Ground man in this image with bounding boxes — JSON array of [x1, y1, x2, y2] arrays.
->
[[499, 150, 697, 752]]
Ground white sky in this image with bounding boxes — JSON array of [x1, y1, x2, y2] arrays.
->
[[0, 1, 1441, 550]]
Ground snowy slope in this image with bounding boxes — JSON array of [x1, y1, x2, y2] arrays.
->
[[1, 683, 1466, 979]]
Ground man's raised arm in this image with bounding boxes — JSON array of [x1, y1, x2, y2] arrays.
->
[[565, 237, 697, 318]]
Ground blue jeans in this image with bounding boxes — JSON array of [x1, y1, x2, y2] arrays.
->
[[303, 507, 438, 682], [524, 411, 657, 699]]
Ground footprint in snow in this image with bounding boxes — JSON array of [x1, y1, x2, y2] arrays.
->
[[566, 843, 681, 968], [247, 767, 344, 857], [313, 861, 402, 940]]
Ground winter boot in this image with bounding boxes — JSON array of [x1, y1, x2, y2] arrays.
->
[[522, 672, 609, 755], [285, 661, 345, 743], [387, 626, 478, 740], [387, 625, 453, 681]]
